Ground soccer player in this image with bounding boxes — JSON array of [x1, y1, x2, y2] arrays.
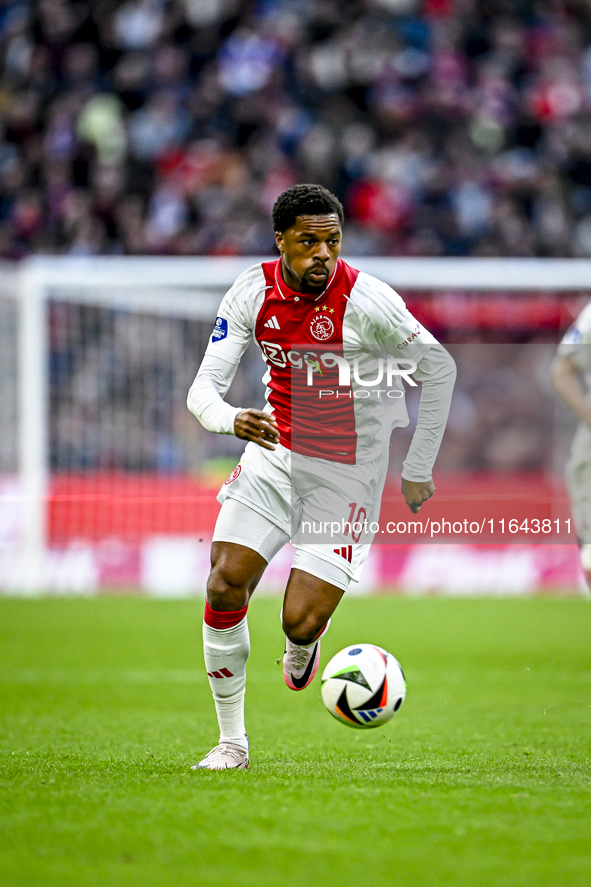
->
[[551, 302, 591, 585], [187, 184, 456, 769]]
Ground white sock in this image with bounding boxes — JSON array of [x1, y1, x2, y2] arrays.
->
[[203, 616, 250, 750]]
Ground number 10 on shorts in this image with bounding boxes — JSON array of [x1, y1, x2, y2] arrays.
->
[[346, 502, 367, 543]]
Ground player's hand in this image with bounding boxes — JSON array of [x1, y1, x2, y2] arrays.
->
[[234, 409, 279, 450], [401, 478, 435, 513]]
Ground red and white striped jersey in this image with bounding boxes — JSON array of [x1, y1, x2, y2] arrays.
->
[[202, 258, 438, 465]]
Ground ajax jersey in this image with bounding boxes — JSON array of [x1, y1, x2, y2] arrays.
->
[[204, 258, 437, 464]]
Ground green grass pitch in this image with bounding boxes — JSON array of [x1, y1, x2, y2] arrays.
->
[[1, 595, 591, 887]]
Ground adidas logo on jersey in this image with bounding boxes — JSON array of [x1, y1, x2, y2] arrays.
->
[[334, 545, 353, 563], [264, 316, 280, 329]]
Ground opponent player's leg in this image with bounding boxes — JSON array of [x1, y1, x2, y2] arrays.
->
[[281, 553, 350, 691], [565, 453, 591, 590], [580, 544, 591, 590], [196, 499, 288, 771]]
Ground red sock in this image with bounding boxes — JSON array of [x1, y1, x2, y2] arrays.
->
[[204, 601, 248, 630]]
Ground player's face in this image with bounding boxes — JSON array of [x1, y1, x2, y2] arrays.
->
[[276, 214, 342, 293]]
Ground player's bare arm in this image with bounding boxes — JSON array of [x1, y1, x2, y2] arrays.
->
[[234, 409, 279, 449], [551, 354, 591, 427], [401, 478, 435, 513]]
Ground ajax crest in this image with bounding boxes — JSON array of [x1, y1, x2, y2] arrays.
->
[[224, 464, 241, 485], [310, 313, 334, 341]]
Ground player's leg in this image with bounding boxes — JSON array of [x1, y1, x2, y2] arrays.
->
[[282, 568, 344, 645], [207, 539, 266, 611], [196, 541, 264, 771], [565, 437, 591, 590], [281, 552, 351, 691], [282, 449, 389, 690], [195, 499, 289, 770], [580, 544, 591, 590]]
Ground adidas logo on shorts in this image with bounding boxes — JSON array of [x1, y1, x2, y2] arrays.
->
[[333, 545, 353, 563]]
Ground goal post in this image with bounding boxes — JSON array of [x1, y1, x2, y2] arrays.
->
[[3, 255, 591, 595], [18, 260, 48, 587]]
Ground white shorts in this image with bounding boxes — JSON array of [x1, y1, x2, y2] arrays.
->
[[213, 498, 353, 591], [214, 441, 389, 588]]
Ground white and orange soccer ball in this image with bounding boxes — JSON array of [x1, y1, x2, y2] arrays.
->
[[321, 644, 406, 728]]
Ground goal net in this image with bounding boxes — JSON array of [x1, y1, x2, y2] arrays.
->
[[1, 256, 589, 596]]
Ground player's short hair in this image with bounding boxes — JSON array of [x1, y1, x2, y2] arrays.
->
[[272, 184, 344, 232]]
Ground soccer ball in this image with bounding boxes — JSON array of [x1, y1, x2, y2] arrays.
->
[[321, 644, 406, 728]]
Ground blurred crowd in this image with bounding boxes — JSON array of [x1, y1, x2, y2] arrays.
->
[[2, 0, 591, 259], [391, 342, 573, 475]]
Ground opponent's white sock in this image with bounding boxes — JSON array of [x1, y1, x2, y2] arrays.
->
[[203, 602, 250, 751]]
